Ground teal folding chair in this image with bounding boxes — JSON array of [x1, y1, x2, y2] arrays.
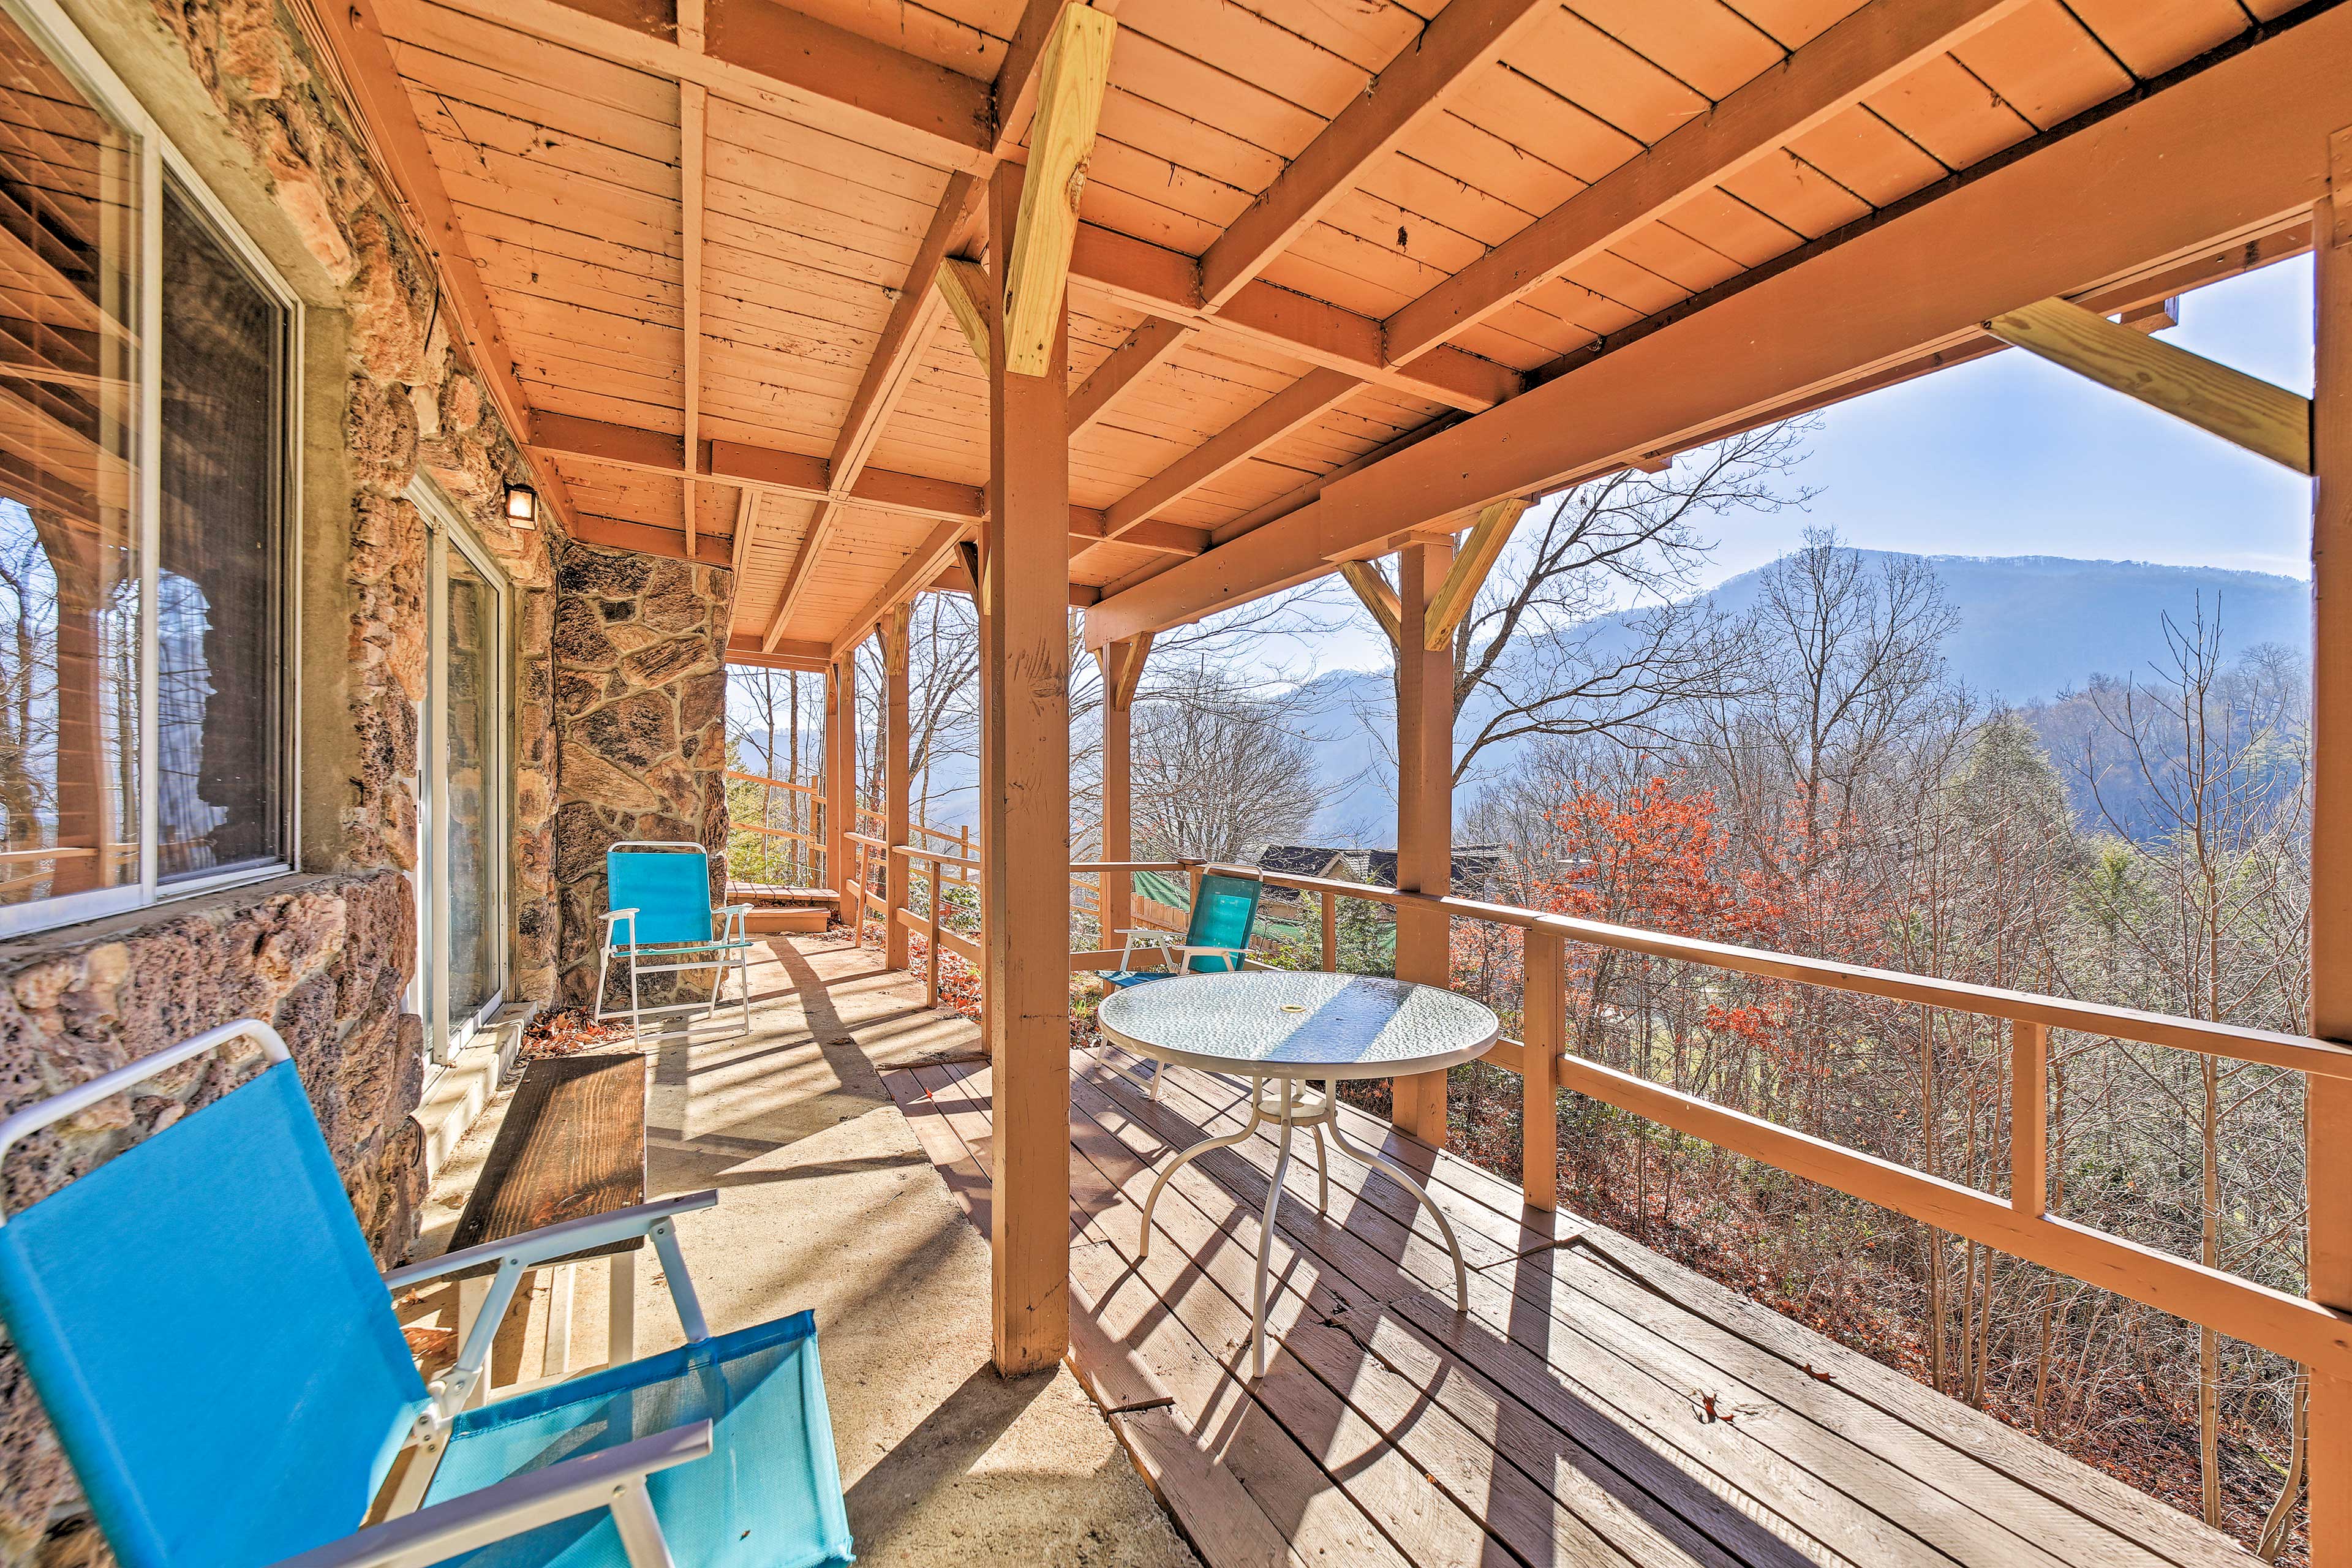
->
[[1102, 867, 1265, 1099], [0, 1020, 854, 1568], [596, 841, 755, 1041]]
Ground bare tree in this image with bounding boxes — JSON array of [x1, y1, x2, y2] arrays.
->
[[1349, 422, 1811, 785], [1129, 663, 1324, 861]]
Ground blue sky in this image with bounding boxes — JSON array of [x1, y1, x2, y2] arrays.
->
[[1297, 255, 2318, 677]]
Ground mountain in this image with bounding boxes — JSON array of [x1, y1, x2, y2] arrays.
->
[[1286, 552, 2310, 837], [769, 553, 2311, 842]]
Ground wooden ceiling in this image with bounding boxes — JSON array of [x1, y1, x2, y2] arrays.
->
[[344, 0, 2307, 662]]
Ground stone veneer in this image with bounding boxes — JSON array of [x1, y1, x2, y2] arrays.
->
[[552, 543, 737, 1010], [0, 0, 621, 1562]]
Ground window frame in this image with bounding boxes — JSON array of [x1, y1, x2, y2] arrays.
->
[[0, 0, 304, 938]]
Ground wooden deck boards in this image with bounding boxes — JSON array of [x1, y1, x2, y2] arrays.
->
[[881, 1041, 2255, 1568]]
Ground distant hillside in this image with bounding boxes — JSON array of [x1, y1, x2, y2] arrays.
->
[[1289, 552, 2309, 837], [776, 553, 2312, 842]]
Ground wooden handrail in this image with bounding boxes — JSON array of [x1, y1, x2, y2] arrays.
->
[[860, 821, 2352, 1378], [1262, 871, 2352, 1082], [725, 769, 821, 796]]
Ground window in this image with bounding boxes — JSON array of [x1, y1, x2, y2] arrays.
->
[[0, 0, 295, 933]]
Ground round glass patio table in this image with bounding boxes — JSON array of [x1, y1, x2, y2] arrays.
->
[[1096, 970, 1499, 1378]]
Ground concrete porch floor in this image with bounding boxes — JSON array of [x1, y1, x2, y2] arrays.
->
[[398, 933, 1196, 1568]]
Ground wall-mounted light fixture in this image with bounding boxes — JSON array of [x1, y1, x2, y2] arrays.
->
[[503, 483, 538, 527]]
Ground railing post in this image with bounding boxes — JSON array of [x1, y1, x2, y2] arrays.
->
[[924, 860, 942, 1008], [885, 603, 911, 970], [1522, 927, 1562, 1212], [2309, 138, 2352, 1566], [1321, 891, 1337, 972], [2010, 1019, 2048, 1216]]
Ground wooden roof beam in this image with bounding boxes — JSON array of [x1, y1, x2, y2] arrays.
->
[[1099, 368, 1360, 540], [1068, 317, 1191, 437], [459, 0, 996, 172], [1985, 297, 2311, 473], [573, 511, 733, 566], [839, 175, 982, 487], [1381, 0, 2033, 368], [725, 633, 831, 671], [927, 559, 1099, 607], [1083, 5, 2352, 647], [1197, 0, 1558, 309], [530, 412, 1204, 556], [729, 486, 758, 573], [1001, 6, 1115, 375], [1423, 497, 1529, 650], [1073, 224, 1517, 413], [309, 0, 579, 532]]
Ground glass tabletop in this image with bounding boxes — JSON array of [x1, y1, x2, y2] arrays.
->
[[1095, 970, 1499, 1080]]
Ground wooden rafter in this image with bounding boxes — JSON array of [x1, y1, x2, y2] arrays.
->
[[832, 518, 970, 656], [724, 633, 830, 671], [1197, 0, 1558, 309], [304, 0, 578, 530], [1423, 497, 1528, 650], [992, 0, 1078, 157], [466, 0, 995, 172], [1381, 0, 2032, 368], [530, 412, 1205, 559], [1001, 6, 1115, 376], [1097, 368, 1359, 543], [838, 175, 982, 489], [1067, 317, 1190, 438], [679, 56, 707, 557], [729, 486, 758, 573], [573, 511, 732, 565], [1076, 223, 1517, 413], [406, 0, 1517, 416], [1338, 559, 1400, 646], [763, 501, 843, 650], [1083, 6, 2352, 648], [1985, 297, 2312, 473]]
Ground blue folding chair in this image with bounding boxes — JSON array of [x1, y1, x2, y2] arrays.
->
[[1102, 867, 1265, 1099], [596, 841, 755, 1041], [0, 1020, 854, 1568]]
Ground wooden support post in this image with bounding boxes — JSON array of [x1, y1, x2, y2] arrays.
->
[[2308, 134, 2352, 1568], [1522, 928, 1562, 1212], [1099, 647, 1135, 945], [886, 603, 912, 970], [1394, 541, 1455, 1148], [827, 658, 846, 912], [984, 160, 1072, 1376], [2010, 1020, 2048, 1217], [1321, 892, 1337, 973]]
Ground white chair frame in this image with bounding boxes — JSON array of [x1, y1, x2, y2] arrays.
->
[[594, 841, 756, 1042]]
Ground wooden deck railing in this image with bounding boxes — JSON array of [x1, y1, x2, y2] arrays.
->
[[843, 830, 2352, 1384]]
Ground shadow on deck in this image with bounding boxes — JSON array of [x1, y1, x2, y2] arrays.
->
[[885, 1036, 2255, 1568]]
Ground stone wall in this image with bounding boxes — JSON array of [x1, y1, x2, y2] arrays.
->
[[0, 873, 421, 1562], [552, 543, 737, 1009], [0, 1, 576, 1564]]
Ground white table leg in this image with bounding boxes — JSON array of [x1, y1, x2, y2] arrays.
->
[[1250, 1077, 1297, 1381], [1139, 1101, 1262, 1261], [1329, 1115, 1469, 1312]]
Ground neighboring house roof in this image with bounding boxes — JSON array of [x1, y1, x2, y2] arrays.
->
[[1253, 844, 1355, 880], [1351, 845, 1510, 890]]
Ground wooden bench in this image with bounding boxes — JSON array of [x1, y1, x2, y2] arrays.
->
[[444, 1052, 647, 1403]]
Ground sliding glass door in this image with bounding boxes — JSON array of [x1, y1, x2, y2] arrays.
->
[[414, 480, 509, 1065]]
